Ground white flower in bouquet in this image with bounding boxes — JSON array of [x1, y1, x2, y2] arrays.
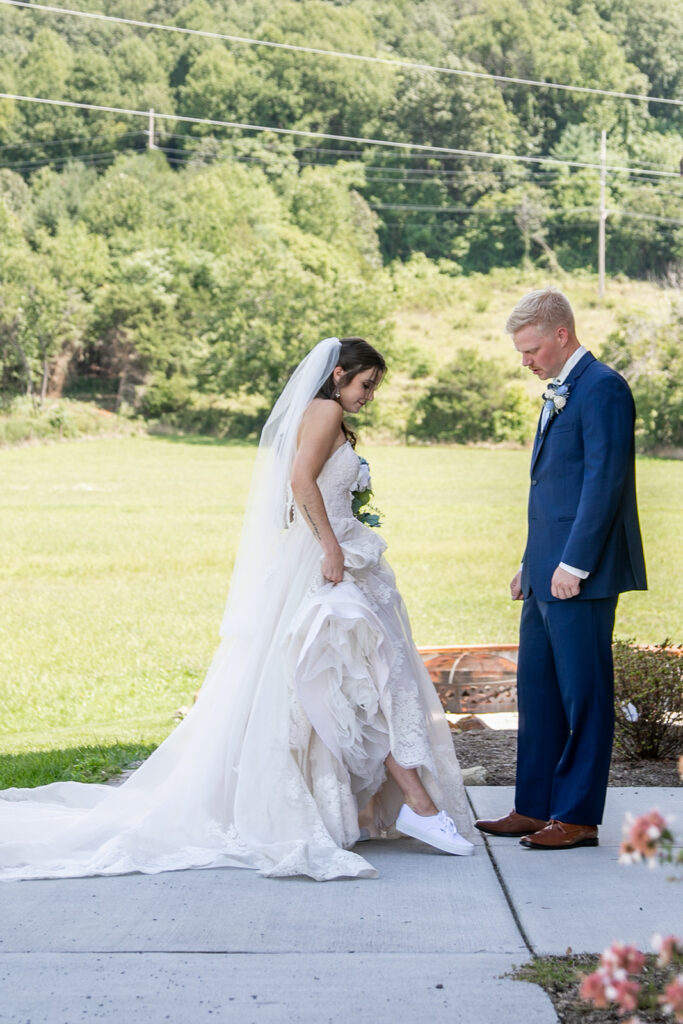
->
[[355, 458, 371, 492]]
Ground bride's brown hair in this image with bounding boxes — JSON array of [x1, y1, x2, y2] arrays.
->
[[316, 337, 386, 447]]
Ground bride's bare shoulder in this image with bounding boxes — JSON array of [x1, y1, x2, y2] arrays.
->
[[301, 398, 343, 430]]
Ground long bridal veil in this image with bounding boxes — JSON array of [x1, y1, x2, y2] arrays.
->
[[0, 337, 470, 882], [220, 336, 342, 640]]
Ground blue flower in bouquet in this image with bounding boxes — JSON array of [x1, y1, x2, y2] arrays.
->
[[352, 457, 383, 528]]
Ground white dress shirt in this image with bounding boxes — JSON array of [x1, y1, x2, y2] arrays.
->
[[540, 345, 587, 431]]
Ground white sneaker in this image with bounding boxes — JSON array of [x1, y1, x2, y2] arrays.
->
[[396, 804, 474, 856]]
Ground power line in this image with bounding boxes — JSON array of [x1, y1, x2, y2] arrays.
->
[[9, 142, 682, 209], [2, 0, 682, 108], [1, 125, 677, 187], [369, 202, 597, 215], [0, 129, 144, 153], [0, 92, 680, 178], [171, 135, 562, 175], [370, 202, 503, 214], [0, 150, 118, 171], [375, 204, 683, 226], [4, 140, 681, 230], [615, 210, 683, 227]]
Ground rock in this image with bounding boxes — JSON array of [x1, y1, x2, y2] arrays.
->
[[453, 714, 486, 732], [462, 765, 488, 786]]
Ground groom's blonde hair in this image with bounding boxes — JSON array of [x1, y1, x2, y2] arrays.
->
[[505, 288, 575, 336]]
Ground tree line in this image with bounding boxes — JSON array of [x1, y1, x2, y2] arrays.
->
[[1, 0, 681, 269], [0, 0, 681, 439]]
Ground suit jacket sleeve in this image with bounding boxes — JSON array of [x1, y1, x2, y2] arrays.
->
[[560, 374, 635, 574]]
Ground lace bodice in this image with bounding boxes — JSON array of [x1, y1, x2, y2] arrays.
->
[[316, 441, 362, 522]]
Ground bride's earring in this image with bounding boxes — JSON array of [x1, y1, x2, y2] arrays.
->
[[334, 389, 341, 399]]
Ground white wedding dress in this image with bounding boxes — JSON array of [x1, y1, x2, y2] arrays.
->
[[0, 360, 471, 883]]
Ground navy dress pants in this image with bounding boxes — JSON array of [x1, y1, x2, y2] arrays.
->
[[514, 592, 618, 826]]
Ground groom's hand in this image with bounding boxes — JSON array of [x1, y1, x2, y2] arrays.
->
[[510, 570, 524, 601], [551, 565, 581, 600]]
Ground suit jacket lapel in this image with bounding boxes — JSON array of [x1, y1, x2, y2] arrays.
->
[[530, 351, 595, 474], [530, 410, 549, 473]]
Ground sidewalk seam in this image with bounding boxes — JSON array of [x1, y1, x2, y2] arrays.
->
[[467, 792, 536, 958]]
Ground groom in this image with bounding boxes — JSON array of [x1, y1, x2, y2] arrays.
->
[[476, 288, 647, 849]]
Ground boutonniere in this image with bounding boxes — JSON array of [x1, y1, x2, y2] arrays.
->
[[542, 381, 571, 422]]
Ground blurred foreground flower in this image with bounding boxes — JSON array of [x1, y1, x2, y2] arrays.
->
[[581, 936, 683, 1019], [659, 975, 683, 1021], [619, 809, 676, 866], [653, 935, 683, 967], [580, 942, 643, 1015]]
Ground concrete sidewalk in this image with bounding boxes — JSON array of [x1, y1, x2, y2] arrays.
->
[[0, 787, 679, 1023]]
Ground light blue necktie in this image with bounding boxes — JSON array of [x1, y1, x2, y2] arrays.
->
[[541, 379, 561, 432]]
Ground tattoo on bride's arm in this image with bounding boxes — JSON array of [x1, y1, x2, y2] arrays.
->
[[302, 504, 322, 541]]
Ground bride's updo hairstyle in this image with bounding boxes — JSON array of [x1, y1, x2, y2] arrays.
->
[[317, 336, 386, 447]]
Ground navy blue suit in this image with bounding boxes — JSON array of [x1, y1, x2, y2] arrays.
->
[[516, 351, 646, 825]]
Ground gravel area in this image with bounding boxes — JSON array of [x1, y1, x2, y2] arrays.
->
[[453, 727, 683, 787]]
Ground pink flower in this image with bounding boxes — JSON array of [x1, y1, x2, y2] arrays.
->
[[608, 976, 641, 1014], [581, 943, 647, 1016], [659, 975, 683, 1021], [653, 934, 683, 967], [620, 810, 670, 864], [603, 941, 646, 975], [580, 969, 611, 1008]]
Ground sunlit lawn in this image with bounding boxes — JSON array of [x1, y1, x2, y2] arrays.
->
[[1, 436, 679, 783]]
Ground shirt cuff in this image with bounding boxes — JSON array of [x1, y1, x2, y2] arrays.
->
[[559, 561, 590, 580]]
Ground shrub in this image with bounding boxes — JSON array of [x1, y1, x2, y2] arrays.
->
[[602, 303, 683, 451], [0, 397, 135, 446], [407, 348, 535, 444], [492, 383, 537, 445], [613, 640, 683, 760], [140, 374, 194, 419]]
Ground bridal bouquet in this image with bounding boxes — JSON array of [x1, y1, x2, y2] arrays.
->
[[352, 457, 383, 528]]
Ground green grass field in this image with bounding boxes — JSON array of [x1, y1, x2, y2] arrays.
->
[[1, 436, 680, 787]]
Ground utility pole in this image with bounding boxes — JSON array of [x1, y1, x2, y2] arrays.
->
[[598, 128, 607, 299], [148, 108, 155, 150]]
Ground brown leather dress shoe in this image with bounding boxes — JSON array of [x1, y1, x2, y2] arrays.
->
[[520, 820, 599, 849], [475, 810, 549, 837]]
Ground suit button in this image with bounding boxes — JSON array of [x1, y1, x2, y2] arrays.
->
[[531, 479, 538, 486]]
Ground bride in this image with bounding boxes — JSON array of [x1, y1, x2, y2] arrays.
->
[[0, 336, 472, 882]]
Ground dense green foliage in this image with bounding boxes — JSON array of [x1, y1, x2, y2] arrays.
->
[[407, 347, 536, 443], [0, 0, 681, 428], [613, 640, 683, 760], [602, 302, 683, 451], [0, 151, 392, 423]]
